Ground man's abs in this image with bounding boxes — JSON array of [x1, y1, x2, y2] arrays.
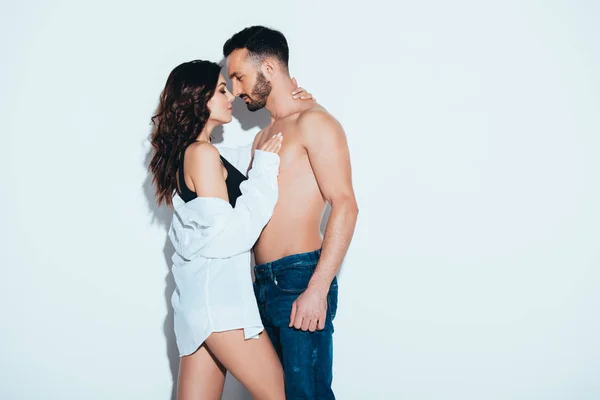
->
[[253, 155, 325, 265], [253, 107, 329, 264]]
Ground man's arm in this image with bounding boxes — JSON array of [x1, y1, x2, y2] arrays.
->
[[289, 110, 359, 331]]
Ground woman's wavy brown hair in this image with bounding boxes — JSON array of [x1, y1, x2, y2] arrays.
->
[[149, 60, 221, 207]]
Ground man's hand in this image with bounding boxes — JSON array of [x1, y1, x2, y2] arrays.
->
[[289, 286, 328, 332]]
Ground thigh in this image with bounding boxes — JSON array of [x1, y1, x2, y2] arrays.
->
[[177, 344, 226, 400], [205, 329, 285, 400], [255, 281, 282, 360], [265, 323, 282, 362], [279, 326, 335, 400], [265, 279, 338, 400]]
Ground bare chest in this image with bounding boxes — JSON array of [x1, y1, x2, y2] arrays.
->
[[258, 121, 306, 173]]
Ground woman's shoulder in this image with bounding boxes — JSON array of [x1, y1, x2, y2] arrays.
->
[[184, 140, 221, 167]]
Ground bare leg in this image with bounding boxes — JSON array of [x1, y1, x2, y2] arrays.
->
[[205, 330, 285, 400], [177, 344, 226, 400]]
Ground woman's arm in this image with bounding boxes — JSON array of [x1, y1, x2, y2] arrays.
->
[[169, 136, 282, 260]]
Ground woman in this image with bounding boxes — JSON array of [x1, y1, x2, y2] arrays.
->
[[149, 60, 313, 400]]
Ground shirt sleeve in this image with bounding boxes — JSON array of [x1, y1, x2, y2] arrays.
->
[[169, 150, 279, 261], [215, 142, 253, 177]]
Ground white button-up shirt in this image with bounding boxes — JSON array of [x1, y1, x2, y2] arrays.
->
[[168, 150, 279, 356]]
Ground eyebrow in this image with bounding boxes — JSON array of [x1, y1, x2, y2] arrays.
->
[[229, 72, 240, 79], [218, 82, 226, 87]]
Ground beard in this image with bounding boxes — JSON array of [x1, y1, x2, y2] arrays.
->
[[243, 71, 272, 112]]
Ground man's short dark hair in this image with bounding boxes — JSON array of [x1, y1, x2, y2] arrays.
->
[[223, 26, 289, 69]]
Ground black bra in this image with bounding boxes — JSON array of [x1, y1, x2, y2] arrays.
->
[[177, 145, 247, 207]]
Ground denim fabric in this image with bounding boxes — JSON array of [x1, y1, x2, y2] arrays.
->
[[254, 249, 338, 400]]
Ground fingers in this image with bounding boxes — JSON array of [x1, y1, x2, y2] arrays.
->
[[270, 140, 282, 154], [289, 295, 328, 332], [289, 301, 297, 328], [301, 318, 311, 331], [266, 133, 282, 153], [292, 87, 314, 101], [292, 87, 305, 99], [308, 318, 318, 333], [260, 139, 272, 152], [259, 132, 283, 153], [290, 300, 305, 330], [291, 81, 315, 101], [292, 311, 321, 332], [291, 301, 305, 330], [317, 312, 326, 331], [293, 315, 303, 330]]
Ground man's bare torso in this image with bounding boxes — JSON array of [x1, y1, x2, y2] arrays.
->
[[253, 105, 328, 264]]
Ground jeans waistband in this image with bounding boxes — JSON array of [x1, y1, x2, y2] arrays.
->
[[254, 248, 321, 280]]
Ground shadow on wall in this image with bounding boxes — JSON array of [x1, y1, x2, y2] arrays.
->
[[141, 135, 179, 400], [141, 61, 269, 399]]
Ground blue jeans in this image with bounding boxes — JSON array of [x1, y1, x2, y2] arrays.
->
[[254, 249, 338, 400]]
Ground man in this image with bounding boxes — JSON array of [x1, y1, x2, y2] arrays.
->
[[224, 26, 359, 399]]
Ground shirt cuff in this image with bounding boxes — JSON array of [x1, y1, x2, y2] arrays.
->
[[252, 150, 281, 175]]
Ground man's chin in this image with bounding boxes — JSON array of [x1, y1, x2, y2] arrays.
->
[[246, 103, 263, 112]]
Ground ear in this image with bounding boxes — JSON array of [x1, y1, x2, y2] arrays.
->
[[261, 58, 277, 78]]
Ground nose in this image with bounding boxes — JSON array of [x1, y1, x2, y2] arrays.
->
[[227, 92, 234, 103], [231, 81, 242, 97]]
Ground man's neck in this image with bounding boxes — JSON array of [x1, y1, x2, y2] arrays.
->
[[265, 77, 302, 121]]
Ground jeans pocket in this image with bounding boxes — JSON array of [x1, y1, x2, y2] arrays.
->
[[273, 265, 313, 293]]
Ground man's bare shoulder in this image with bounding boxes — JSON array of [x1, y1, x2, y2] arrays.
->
[[296, 105, 343, 136]]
